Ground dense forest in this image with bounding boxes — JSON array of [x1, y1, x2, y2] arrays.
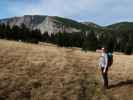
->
[[0, 23, 133, 54]]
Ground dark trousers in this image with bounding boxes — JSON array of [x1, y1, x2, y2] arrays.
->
[[101, 67, 108, 88]]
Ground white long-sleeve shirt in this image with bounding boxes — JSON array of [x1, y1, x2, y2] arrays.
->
[[99, 53, 108, 69]]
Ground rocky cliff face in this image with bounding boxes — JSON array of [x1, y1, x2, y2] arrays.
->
[[0, 15, 82, 35]]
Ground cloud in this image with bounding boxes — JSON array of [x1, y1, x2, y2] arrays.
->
[[8, 0, 103, 16]]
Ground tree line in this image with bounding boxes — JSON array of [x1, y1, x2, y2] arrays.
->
[[0, 24, 98, 49], [0, 24, 42, 43], [0, 24, 132, 54]]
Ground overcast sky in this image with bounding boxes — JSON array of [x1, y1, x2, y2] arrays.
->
[[0, 0, 133, 26]]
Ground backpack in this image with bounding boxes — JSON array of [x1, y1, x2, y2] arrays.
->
[[107, 52, 113, 67]]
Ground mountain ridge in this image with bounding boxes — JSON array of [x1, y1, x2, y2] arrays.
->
[[1, 15, 133, 35], [0, 15, 89, 34]]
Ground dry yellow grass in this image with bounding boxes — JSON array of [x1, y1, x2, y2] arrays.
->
[[0, 39, 133, 100]]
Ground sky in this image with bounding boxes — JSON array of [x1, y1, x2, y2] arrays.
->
[[0, 0, 133, 26]]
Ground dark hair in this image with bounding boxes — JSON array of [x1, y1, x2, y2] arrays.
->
[[107, 47, 113, 53]]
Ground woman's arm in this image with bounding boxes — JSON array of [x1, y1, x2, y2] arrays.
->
[[103, 54, 108, 73]]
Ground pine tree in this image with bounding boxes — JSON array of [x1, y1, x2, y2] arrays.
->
[[82, 30, 98, 51]]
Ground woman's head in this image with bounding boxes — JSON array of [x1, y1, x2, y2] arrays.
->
[[102, 47, 107, 53]]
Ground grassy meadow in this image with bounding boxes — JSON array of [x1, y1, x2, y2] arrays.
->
[[0, 39, 133, 100]]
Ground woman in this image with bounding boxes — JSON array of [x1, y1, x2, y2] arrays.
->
[[99, 47, 109, 89]]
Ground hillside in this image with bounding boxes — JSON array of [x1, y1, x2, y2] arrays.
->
[[0, 15, 90, 34], [81, 22, 101, 29], [106, 22, 133, 31], [0, 39, 133, 100], [1, 15, 133, 34]]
